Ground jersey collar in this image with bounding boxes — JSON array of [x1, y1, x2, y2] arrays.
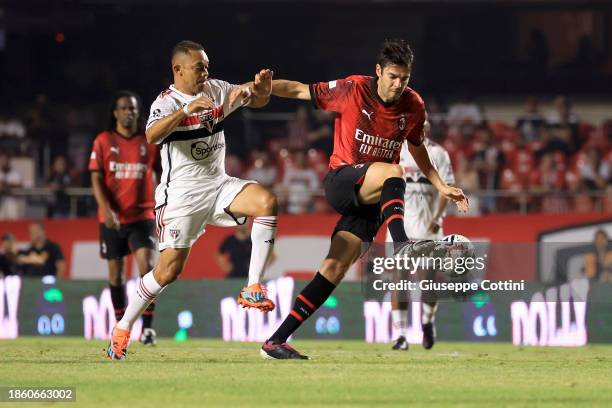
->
[[170, 84, 198, 98]]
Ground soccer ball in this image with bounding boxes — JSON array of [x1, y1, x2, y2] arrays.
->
[[440, 234, 476, 275]]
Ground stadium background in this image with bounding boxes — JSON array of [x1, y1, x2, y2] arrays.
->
[[1, 0, 611, 347]]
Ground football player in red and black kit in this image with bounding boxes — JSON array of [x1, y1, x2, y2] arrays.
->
[[89, 91, 161, 345], [261, 39, 469, 359]]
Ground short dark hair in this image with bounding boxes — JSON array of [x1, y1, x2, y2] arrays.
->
[[377, 38, 413, 69], [172, 40, 205, 61], [107, 90, 143, 132]]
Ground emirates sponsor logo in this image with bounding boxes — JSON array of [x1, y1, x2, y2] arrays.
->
[[354, 129, 402, 160], [109, 161, 147, 179]]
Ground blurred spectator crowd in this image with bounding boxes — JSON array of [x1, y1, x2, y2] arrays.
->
[[0, 94, 611, 219]]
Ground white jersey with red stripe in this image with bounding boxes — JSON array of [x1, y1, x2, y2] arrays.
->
[[146, 80, 240, 208], [393, 138, 455, 240]]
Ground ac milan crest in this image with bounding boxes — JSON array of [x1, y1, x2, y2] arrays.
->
[[398, 116, 406, 131]]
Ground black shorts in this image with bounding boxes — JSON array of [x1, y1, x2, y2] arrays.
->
[[99, 220, 156, 260], [323, 163, 383, 243]]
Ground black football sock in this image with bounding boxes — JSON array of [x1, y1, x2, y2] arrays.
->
[[109, 283, 126, 321], [142, 301, 155, 329], [269, 272, 336, 344], [380, 177, 409, 242]]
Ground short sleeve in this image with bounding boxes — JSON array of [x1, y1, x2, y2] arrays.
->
[[146, 93, 179, 136], [207, 80, 237, 114], [405, 97, 426, 146], [437, 149, 456, 185], [309, 78, 355, 113], [88, 136, 104, 172]]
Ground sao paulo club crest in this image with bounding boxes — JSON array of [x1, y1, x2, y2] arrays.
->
[[169, 229, 181, 240], [198, 110, 215, 133]]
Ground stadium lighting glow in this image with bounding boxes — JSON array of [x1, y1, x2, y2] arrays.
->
[[174, 328, 188, 342], [177, 310, 193, 329], [323, 295, 338, 308], [43, 288, 63, 303], [471, 291, 490, 308], [42, 276, 56, 285]]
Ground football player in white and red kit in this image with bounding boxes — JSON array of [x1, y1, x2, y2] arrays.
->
[[261, 39, 468, 359], [107, 40, 277, 360], [90, 91, 160, 345], [388, 116, 456, 351]]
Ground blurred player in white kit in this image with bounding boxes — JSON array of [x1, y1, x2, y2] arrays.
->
[[387, 115, 455, 351]]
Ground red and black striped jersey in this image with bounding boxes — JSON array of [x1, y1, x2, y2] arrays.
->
[[309, 75, 425, 169], [89, 131, 159, 224]]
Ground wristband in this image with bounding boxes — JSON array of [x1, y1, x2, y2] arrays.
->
[[182, 104, 190, 115]]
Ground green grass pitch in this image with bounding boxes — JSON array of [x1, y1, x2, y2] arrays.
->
[[1, 337, 611, 408]]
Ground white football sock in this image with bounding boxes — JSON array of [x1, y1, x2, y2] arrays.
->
[[116, 272, 163, 331], [247, 216, 277, 286], [392, 309, 408, 336], [422, 302, 438, 325]]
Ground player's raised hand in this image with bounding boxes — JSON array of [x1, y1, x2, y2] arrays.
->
[[252, 69, 273, 98], [229, 86, 253, 109], [441, 186, 470, 213], [186, 95, 215, 114], [427, 219, 441, 234]]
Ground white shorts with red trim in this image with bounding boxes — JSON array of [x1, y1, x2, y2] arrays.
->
[[155, 175, 256, 251]]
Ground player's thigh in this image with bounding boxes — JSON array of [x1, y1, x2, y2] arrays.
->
[[226, 182, 277, 218], [319, 230, 363, 285], [323, 164, 372, 215], [357, 162, 403, 204], [125, 220, 156, 274], [209, 178, 264, 227], [333, 209, 382, 246]]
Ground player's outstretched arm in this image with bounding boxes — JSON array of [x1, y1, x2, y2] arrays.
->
[[429, 195, 450, 233], [231, 69, 274, 109], [271, 80, 311, 100], [91, 171, 119, 230], [408, 142, 469, 212], [146, 95, 215, 144]]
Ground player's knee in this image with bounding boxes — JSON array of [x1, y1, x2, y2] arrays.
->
[[108, 272, 123, 286], [108, 261, 124, 285], [385, 164, 403, 180], [137, 260, 154, 276], [257, 191, 278, 215]]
